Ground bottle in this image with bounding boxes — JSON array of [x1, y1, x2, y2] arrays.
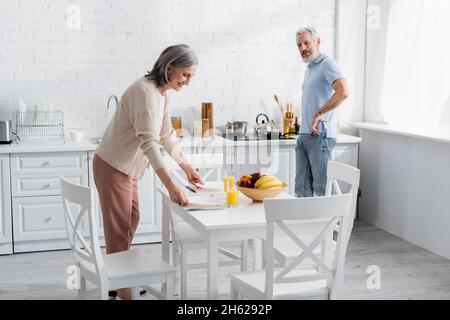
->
[[223, 176, 235, 192], [224, 176, 238, 207], [294, 116, 300, 134], [288, 123, 296, 136]]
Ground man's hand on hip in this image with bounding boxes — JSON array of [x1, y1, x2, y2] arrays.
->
[[310, 112, 326, 136]]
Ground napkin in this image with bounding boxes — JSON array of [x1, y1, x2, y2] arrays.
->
[[185, 195, 226, 210], [189, 181, 224, 194]]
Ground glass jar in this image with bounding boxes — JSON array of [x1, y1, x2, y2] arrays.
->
[[201, 118, 210, 137], [171, 117, 182, 137]]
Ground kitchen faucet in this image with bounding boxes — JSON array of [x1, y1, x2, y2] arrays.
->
[[97, 95, 119, 144], [107, 94, 119, 111]]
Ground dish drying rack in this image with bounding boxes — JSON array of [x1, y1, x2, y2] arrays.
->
[[14, 111, 65, 142]]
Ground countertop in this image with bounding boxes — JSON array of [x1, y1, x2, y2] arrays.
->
[[0, 134, 361, 154], [351, 122, 450, 145]]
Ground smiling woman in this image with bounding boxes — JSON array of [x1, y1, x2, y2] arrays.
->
[[144, 44, 198, 89], [93, 44, 204, 300]]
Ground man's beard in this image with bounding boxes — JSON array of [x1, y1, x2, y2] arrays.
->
[[301, 48, 319, 63]]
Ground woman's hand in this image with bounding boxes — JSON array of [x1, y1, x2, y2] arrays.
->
[[167, 184, 188, 206], [179, 162, 205, 187], [186, 168, 205, 187], [155, 165, 188, 206]]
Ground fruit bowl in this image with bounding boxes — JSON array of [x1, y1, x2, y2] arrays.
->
[[237, 183, 287, 202]]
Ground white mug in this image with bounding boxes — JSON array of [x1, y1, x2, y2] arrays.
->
[[69, 131, 84, 142]]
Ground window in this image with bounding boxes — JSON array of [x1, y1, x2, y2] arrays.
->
[[365, 0, 450, 132]]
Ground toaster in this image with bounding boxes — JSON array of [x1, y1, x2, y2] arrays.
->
[[0, 120, 13, 144]]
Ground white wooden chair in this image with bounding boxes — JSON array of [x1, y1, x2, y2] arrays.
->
[[163, 153, 248, 299], [230, 194, 353, 300], [60, 177, 175, 300], [271, 161, 360, 267]]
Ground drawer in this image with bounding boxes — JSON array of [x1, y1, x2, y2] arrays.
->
[[11, 174, 87, 197], [12, 195, 86, 242], [11, 152, 87, 175], [333, 145, 358, 168]]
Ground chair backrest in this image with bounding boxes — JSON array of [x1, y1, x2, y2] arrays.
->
[[325, 161, 360, 244], [163, 153, 224, 185], [162, 153, 224, 228], [263, 194, 353, 299], [60, 177, 106, 285]]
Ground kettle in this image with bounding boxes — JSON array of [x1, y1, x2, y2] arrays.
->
[[0, 120, 13, 144], [254, 113, 274, 138]]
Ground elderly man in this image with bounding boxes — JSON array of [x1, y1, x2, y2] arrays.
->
[[295, 27, 349, 197]]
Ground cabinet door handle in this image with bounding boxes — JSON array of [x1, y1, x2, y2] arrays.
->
[[43, 161, 51, 166], [44, 216, 54, 222], [43, 183, 52, 189]]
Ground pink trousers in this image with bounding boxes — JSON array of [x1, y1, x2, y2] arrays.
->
[[92, 154, 140, 254]]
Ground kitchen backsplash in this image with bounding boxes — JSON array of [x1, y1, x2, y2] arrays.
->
[[0, 0, 336, 138]]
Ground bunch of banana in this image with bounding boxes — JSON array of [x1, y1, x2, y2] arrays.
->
[[254, 175, 283, 190]]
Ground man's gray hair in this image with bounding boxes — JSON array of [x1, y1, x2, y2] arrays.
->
[[296, 27, 319, 40], [145, 44, 199, 87]]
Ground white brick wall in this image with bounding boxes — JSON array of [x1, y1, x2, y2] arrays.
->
[[0, 0, 337, 138]]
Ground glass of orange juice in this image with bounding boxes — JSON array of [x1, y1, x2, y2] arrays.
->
[[226, 189, 239, 207], [224, 177, 238, 207]]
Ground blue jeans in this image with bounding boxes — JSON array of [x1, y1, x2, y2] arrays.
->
[[295, 133, 336, 197]]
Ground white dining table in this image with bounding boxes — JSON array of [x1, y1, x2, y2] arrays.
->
[[159, 187, 332, 300]]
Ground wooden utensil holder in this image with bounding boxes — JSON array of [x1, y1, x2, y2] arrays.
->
[[201, 102, 214, 130], [283, 112, 295, 133]]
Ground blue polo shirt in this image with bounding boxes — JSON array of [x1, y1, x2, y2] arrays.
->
[[300, 54, 344, 139]]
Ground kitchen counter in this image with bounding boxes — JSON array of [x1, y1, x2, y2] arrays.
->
[[353, 121, 450, 259], [0, 139, 99, 154], [0, 133, 361, 255], [351, 122, 450, 145], [0, 133, 361, 154], [0, 137, 226, 154], [225, 133, 361, 147]]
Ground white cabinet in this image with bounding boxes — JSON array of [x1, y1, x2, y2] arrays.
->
[[260, 147, 296, 195], [2, 137, 359, 254], [11, 152, 86, 174], [233, 144, 296, 195], [87, 152, 161, 246], [12, 196, 67, 241], [333, 144, 358, 168], [233, 145, 262, 178], [0, 155, 12, 255], [11, 152, 88, 253], [136, 168, 161, 243], [233, 141, 359, 197], [11, 174, 84, 197]]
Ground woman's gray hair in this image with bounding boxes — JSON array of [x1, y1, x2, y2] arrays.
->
[[145, 44, 199, 87], [296, 27, 319, 40]]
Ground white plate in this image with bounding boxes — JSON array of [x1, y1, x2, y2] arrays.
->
[[186, 194, 226, 209], [190, 181, 224, 193]]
